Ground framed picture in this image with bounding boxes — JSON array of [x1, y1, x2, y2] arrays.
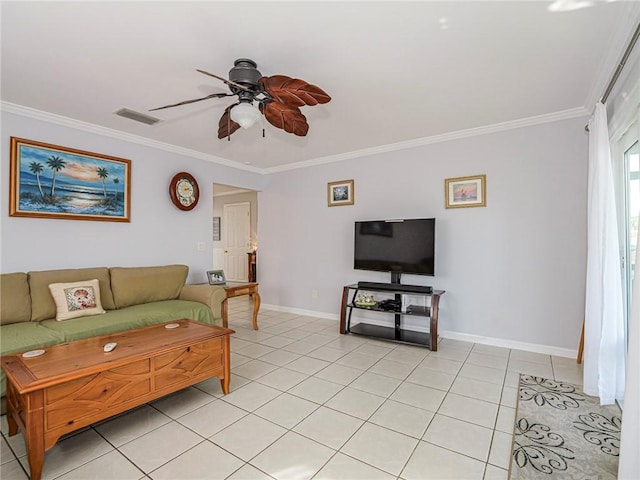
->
[[328, 179, 354, 207], [207, 270, 226, 285], [445, 174, 486, 209], [212, 217, 221, 241], [9, 137, 131, 222]]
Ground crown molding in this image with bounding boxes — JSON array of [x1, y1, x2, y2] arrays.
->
[[264, 106, 589, 173], [0, 101, 264, 174], [2, 101, 588, 176]]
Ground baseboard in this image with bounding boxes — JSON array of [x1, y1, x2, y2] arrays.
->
[[261, 303, 339, 321], [438, 330, 577, 359], [261, 304, 578, 359]]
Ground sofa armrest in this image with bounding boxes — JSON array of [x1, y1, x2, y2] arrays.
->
[[179, 284, 226, 321]]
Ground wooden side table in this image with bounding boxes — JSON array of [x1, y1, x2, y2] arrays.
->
[[222, 282, 261, 330]]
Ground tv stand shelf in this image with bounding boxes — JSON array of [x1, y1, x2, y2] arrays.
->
[[340, 283, 445, 350]]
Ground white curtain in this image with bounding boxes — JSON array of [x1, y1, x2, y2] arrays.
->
[[618, 114, 640, 480], [584, 102, 626, 404]]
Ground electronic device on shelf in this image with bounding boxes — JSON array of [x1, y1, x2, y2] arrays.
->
[[354, 218, 435, 284], [377, 299, 401, 311]]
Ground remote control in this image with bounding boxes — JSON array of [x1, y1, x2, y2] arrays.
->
[[103, 342, 117, 353]]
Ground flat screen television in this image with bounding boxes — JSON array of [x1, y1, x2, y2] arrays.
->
[[354, 218, 435, 279]]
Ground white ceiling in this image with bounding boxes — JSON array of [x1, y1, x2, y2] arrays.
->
[[1, 1, 638, 172]]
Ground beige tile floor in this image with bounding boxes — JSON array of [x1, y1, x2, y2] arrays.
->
[[1, 297, 583, 480]]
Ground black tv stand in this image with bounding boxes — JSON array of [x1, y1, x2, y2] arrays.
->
[[340, 283, 445, 350], [357, 281, 433, 294]]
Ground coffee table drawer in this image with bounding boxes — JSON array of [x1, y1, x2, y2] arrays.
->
[[45, 359, 152, 430], [154, 338, 223, 389]]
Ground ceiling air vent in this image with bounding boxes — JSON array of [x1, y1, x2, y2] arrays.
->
[[115, 108, 160, 125]]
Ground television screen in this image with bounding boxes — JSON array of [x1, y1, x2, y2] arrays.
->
[[354, 218, 435, 276]]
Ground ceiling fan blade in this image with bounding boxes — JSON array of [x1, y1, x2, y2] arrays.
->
[[196, 69, 251, 92], [264, 102, 309, 136], [217, 106, 241, 139], [149, 92, 232, 112], [259, 75, 331, 107]]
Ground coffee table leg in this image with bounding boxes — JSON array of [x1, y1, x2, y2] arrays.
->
[[6, 386, 18, 437], [7, 413, 18, 436], [252, 291, 261, 330], [27, 440, 45, 480], [25, 393, 46, 480], [220, 335, 231, 394]]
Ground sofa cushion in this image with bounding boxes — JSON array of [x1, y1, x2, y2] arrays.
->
[[0, 273, 31, 325], [48, 279, 106, 321], [110, 265, 188, 309], [40, 299, 215, 342], [29, 267, 116, 321], [0, 322, 67, 355], [0, 322, 67, 398]]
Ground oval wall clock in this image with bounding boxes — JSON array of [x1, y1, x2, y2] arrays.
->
[[169, 172, 200, 211]]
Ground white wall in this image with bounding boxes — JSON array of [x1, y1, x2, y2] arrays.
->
[[1, 111, 265, 284], [2, 109, 589, 353], [259, 117, 589, 352]]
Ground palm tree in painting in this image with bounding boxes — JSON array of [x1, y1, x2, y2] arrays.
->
[[112, 177, 120, 202], [28, 161, 45, 200], [46, 156, 66, 196], [96, 167, 109, 198]]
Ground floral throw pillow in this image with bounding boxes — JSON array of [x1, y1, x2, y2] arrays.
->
[[48, 279, 106, 321]]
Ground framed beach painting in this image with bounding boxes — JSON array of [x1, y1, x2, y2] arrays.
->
[[9, 137, 131, 222], [445, 174, 486, 209]]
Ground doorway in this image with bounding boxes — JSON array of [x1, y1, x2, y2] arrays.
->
[[212, 184, 258, 282], [223, 202, 250, 281]]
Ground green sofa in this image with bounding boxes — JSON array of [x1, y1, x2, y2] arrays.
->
[[0, 264, 227, 408]]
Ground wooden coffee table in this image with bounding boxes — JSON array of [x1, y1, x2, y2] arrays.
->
[[0, 319, 234, 480]]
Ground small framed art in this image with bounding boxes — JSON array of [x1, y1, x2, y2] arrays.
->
[[445, 175, 486, 209], [328, 179, 354, 207], [207, 270, 226, 285]]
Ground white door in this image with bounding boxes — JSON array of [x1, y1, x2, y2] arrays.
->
[[223, 202, 251, 281]]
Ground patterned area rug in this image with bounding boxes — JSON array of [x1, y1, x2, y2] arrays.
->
[[509, 375, 622, 479]]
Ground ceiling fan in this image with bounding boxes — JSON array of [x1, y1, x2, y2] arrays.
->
[[150, 58, 331, 139]]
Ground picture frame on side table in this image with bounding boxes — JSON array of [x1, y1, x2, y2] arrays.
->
[[207, 270, 226, 285], [328, 179, 354, 207], [9, 137, 131, 222], [445, 174, 486, 209]]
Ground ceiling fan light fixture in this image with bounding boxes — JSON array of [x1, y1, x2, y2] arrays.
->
[[230, 101, 261, 129]]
